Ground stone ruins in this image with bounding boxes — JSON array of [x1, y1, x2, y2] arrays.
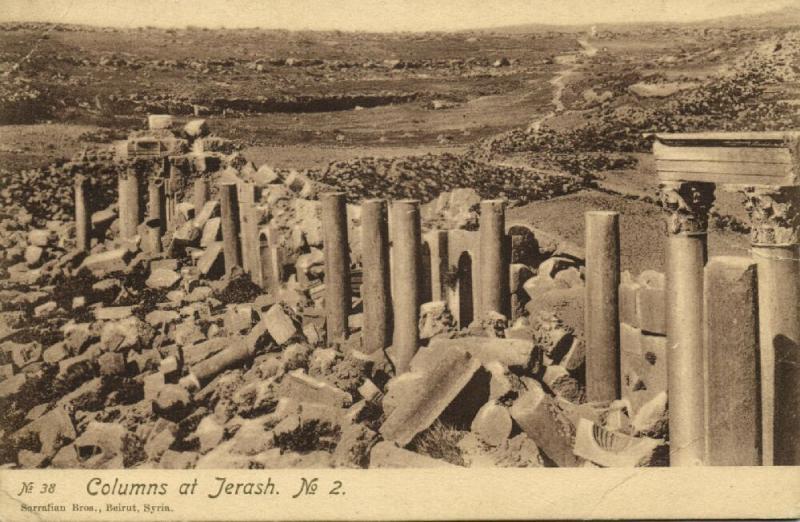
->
[[1, 116, 797, 468]]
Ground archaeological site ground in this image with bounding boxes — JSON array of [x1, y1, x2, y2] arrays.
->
[[1, 7, 800, 470]]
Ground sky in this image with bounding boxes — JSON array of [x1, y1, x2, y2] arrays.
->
[[1, 0, 795, 32]]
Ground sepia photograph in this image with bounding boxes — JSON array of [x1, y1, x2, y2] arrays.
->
[[0, 0, 798, 519]]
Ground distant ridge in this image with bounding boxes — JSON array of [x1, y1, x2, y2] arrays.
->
[[478, 5, 800, 34]]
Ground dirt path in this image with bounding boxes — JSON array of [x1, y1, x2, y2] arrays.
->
[[528, 37, 598, 132]]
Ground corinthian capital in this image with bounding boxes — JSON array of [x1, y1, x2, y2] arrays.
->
[[658, 181, 716, 235], [742, 186, 800, 246]]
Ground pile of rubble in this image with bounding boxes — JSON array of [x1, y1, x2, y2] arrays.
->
[[0, 119, 668, 469], [0, 208, 666, 471], [304, 154, 586, 205]]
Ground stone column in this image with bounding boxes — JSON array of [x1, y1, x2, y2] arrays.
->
[[479, 199, 509, 318], [321, 192, 351, 343], [239, 182, 261, 281], [742, 185, 800, 466], [118, 168, 142, 239], [74, 175, 91, 252], [391, 200, 422, 374], [257, 229, 273, 291], [165, 159, 178, 229], [219, 182, 242, 274], [704, 256, 760, 465], [428, 230, 449, 302], [660, 181, 715, 466], [143, 218, 163, 253], [148, 178, 166, 236], [194, 178, 209, 217], [362, 199, 392, 354], [584, 211, 621, 402]]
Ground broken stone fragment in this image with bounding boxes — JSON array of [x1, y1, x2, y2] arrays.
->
[[426, 336, 536, 373], [28, 229, 54, 247], [193, 200, 220, 229], [70, 422, 133, 469], [146, 268, 181, 289], [418, 301, 455, 340], [471, 401, 513, 447], [33, 301, 58, 318], [97, 351, 126, 377], [144, 420, 177, 462], [261, 303, 301, 346], [381, 344, 485, 447], [58, 377, 106, 412], [572, 418, 662, 467], [24, 245, 45, 267], [0, 363, 13, 381], [158, 450, 199, 469], [282, 343, 313, 372], [333, 423, 379, 468], [4, 340, 42, 369], [94, 306, 134, 321], [279, 369, 352, 409], [201, 217, 221, 247], [14, 406, 76, 458], [80, 248, 132, 277], [153, 384, 194, 421], [631, 391, 668, 437], [145, 309, 180, 327], [0, 373, 26, 399], [369, 441, 457, 468], [143, 371, 166, 402], [484, 360, 525, 401], [197, 242, 225, 278], [100, 316, 153, 353], [543, 364, 583, 403], [188, 337, 254, 387], [224, 304, 256, 334], [509, 379, 582, 467], [194, 415, 225, 454]]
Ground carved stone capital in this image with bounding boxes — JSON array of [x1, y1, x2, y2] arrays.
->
[[658, 181, 716, 235], [742, 185, 800, 246]]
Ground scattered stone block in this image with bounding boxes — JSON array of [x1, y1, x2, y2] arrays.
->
[[28, 229, 53, 247], [153, 384, 193, 421], [195, 415, 225, 454], [262, 304, 300, 346], [146, 268, 181, 289], [94, 306, 134, 321], [145, 310, 180, 327], [33, 301, 57, 318], [0, 364, 13, 381], [24, 245, 44, 267], [0, 373, 26, 399], [6, 341, 42, 369], [80, 248, 132, 276], [71, 422, 130, 468], [98, 352, 126, 376], [143, 372, 166, 402]]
